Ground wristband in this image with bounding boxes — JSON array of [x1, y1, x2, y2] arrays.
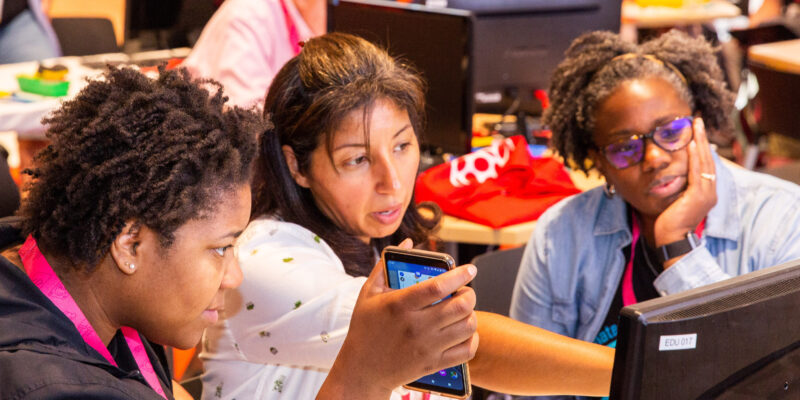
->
[[657, 232, 700, 263]]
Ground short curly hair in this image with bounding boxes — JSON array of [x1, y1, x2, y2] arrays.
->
[[19, 66, 263, 271], [544, 30, 735, 173]]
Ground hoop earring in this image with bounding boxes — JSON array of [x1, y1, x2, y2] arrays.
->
[[604, 182, 616, 198]]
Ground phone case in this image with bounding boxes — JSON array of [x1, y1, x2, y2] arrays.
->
[[381, 246, 470, 399]]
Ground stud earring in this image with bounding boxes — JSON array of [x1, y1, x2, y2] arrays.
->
[[603, 182, 616, 198], [126, 262, 135, 271]]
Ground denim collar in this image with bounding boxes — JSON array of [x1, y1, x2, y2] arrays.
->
[[591, 150, 739, 242], [704, 151, 740, 241]]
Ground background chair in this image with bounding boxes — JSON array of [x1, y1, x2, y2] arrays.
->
[[748, 59, 800, 182], [50, 17, 120, 56], [749, 62, 800, 141], [470, 246, 525, 400], [470, 246, 525, 316]]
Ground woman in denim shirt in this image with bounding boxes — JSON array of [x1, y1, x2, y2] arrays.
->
[[510, 30, 800, 399]]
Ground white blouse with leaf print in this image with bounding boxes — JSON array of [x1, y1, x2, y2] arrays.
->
[[199, 217, 436, 399]]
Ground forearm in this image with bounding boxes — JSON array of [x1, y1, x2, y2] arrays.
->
[[469, 311, 613, 396], [172, 380, 193, 400], [316, 344, 393, 400]]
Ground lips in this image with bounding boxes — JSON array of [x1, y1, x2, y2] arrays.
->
[[648, 175, 686, 198], [203, 301, 224, 325], [372, 204, 402, 225], [202, 309, 220, 324]]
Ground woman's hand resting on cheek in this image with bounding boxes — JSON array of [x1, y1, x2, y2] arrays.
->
[[655, 117, 717, 268]]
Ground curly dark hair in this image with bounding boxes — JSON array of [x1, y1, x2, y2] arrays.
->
[[253, 32, 440, 277], [544, 29, 735, 173], [19, 66, 263, 271]]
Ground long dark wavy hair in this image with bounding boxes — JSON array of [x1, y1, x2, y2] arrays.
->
[[252, 32, 440, 277]]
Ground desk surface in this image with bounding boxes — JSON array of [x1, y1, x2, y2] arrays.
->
[[435, 167, 604, 245], [748, 39, 800, 74], [622, 0, 741, 28], [0, 49, 190, 139], [0, 57, 99, 139]]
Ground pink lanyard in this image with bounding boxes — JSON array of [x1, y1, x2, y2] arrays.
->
[[622, 214, 705, 306], [279, 0, 302, 56], [19, 235, 167, 399]]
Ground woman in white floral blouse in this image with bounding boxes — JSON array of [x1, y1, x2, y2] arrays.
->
[[200, 32, 614, 399]]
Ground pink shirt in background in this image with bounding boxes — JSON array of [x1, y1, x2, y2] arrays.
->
[[183, 0, 314, 108]]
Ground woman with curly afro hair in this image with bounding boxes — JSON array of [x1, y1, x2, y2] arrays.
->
[[0, 66, 260, 399], [510, 30, 800, 398]]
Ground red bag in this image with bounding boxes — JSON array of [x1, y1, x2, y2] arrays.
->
[[415, 136, 580, 228]]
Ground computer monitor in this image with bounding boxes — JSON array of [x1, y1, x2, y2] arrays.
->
[[328, 0, 621, 155], [328, 0, 474, 155], [449, 0, 620, 117], [610, 260, 800, 399]]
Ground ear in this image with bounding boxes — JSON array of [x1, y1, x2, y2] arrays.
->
[[587, 149, 614, 185], [282, 145, 310, 188], [110, 220, 142, 275], [587, 149, 606, 176]]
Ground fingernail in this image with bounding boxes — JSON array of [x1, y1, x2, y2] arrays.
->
[[467, 265, 477, 277]]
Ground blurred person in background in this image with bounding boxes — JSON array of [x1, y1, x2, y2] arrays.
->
[[183, 0, 325, 107], [0, 0, 60, 64]]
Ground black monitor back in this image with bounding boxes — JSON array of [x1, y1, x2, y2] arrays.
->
[[460, 0, 619, 95], [462, 0, 620, 117], [329, 0, 620, 155], [611, 260, 800, 399], [328, 0, 474, 155]]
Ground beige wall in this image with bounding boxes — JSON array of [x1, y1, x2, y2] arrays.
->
[[48, 0, 126, 45]]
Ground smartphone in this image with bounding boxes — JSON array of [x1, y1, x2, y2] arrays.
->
[[382, 246, 471, 399]]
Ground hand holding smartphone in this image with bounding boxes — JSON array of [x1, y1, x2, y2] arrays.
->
[[320, 242, 477, 399], [382, 246, 473, 399]]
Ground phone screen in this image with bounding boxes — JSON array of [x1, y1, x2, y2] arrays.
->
[[385, 258, 468, 396]]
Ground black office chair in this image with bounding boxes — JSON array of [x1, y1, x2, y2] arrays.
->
[[51, 17, 120, 56], [0, 216, 23, 248], [470, 246, 525, 400], [0, 149, 20, 218], [469, 246, 525, 316]]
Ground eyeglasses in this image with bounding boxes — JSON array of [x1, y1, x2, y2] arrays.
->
[[598, 116, 694, 169]]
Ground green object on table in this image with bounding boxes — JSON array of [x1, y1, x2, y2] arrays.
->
[[16, 75, 70, 97]]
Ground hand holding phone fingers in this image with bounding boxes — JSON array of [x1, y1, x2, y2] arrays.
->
[[324, 247, 474, 398], [364, 239, 415, 296], [426, 285, 476, 326], [361, 258, 390, 297], [438, 326, 479, 369], [435, 307, 479, 350], [338, 280, 472, 391], [397, 264, 477, 310], [397, 237, 414, 249]]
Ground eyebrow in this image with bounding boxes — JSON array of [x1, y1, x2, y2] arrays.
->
[[607, 116, 683, 140], [216, 230, 244, 241], [332, 124, 412, 152]]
